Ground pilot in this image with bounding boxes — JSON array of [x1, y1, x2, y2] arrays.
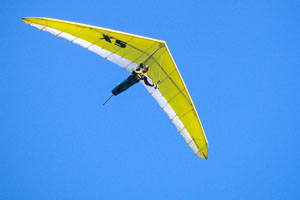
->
[[112, 63, 158, 96]]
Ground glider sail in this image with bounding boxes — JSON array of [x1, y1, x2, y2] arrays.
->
[[22, 17, 208, 159]]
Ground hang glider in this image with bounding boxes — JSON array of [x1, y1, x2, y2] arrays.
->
[[22, 17, 208, 159]]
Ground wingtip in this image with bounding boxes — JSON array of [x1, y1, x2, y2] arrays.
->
[[202, 152, 208, 160], [195, 151, 208, 160], [22, 17, 30, 24]]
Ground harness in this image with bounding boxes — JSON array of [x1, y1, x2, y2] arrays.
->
[[136, 73, 146, 80]]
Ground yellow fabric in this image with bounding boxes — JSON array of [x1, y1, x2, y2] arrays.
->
[[22, 17, 208, 159]]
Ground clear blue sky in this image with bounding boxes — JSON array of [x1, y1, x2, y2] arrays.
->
[[1, 0, 300, 199]]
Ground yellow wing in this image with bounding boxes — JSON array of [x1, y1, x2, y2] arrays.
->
[[22, 17, 208, 159]]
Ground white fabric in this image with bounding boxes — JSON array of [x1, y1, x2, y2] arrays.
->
[[31, 23, 45, 30], [58, 32, 76, 41], [72, 38, 91, 48], [43, 27, 60, 36], [88, 45, 110, 58]]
